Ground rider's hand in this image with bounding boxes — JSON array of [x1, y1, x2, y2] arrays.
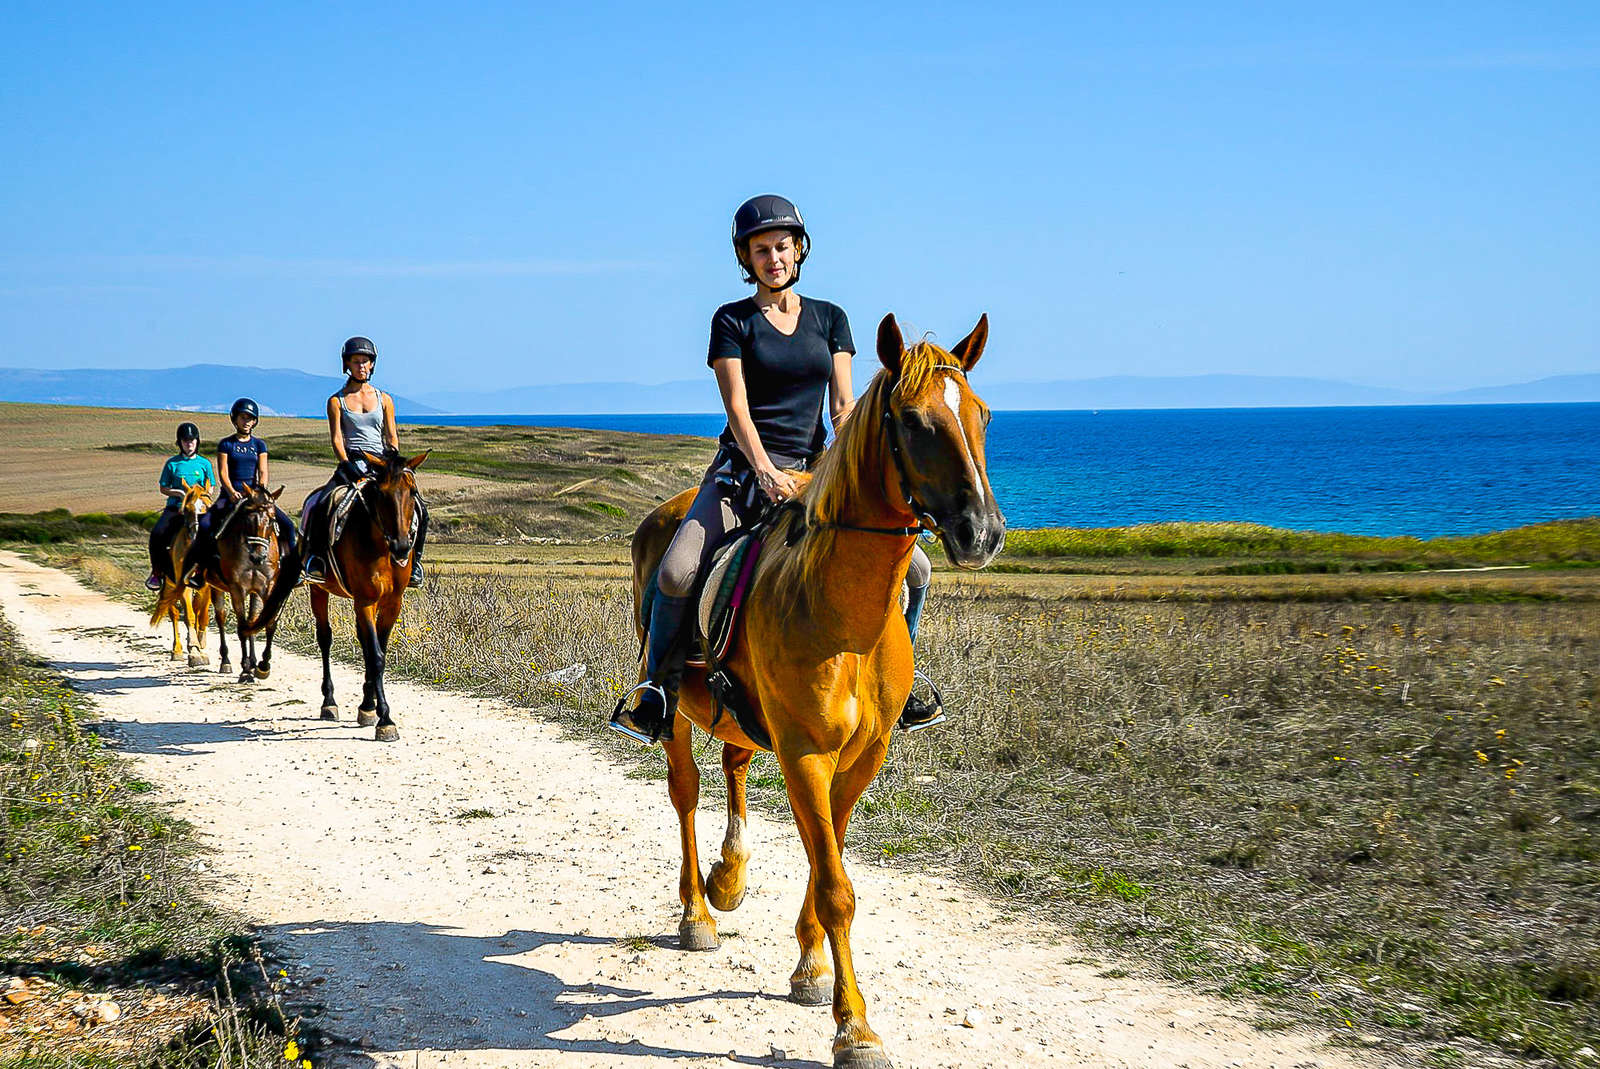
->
[[229, 489, 244, 502], [757, 466, 798, 503]]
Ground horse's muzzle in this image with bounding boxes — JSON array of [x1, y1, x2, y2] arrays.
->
[[942, 502, 1006, 570], [387, 537, 414, 566]]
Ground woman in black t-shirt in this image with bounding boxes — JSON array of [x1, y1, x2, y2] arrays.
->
[[609, 195, 938, 744]]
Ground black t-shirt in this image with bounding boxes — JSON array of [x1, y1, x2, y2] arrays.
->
[[218, 435, 267, 489], [707, 296, 854, 461]]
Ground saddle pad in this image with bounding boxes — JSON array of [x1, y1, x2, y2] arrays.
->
[[697, 533, 762, 664]]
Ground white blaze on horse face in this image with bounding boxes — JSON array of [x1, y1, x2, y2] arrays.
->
[[943, 377, 981, 487]]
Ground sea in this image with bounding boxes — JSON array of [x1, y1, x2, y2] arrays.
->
[[422, 403, 1600, 538]]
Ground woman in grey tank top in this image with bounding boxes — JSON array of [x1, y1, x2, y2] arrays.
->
[[299, 336, 430, 586]]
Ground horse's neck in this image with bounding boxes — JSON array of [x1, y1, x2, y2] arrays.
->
[[809, 429, 919, 639]]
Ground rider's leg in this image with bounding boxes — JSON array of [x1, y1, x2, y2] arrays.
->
[[898, 544, 946, 732], [407, 496, 429, 587], [180, 507, 219, 588], [298, 485, 329, 583], [610, 474, 736, 745], [146, 510, 178, 590]]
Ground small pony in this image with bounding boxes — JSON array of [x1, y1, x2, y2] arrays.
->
[[627, 313, 1004, 1069], [148, 479, 218, 668]]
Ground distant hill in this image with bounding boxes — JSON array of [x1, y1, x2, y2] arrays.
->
[[0, 364, 441, 417], [3, 364, 1596, 416]]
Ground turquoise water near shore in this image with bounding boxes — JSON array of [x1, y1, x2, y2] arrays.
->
[[422, 403, 1600, 538]]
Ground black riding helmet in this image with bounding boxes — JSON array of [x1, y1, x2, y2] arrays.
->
[[230, 398, 259, 421], [175, 422, 200, 443], [342, 336, 377, 367], [732, 194, 809, 287]]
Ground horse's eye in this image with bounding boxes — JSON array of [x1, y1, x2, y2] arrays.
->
[[899, 409, 934, 435]]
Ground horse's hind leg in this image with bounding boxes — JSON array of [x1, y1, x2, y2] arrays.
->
[[707, 744, 754, 913], [312, 586, 337, 719], [662, 728, 717, 951], [214, 595, 232, 674], [165, 590, 183, 661]]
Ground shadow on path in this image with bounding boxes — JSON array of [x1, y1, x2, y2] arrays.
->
[[266, 920, 825, 1068]]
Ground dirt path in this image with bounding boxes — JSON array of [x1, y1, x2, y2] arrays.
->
[[0, 551, 1387, 1069]]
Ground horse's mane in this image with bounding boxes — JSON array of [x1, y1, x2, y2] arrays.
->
[[763, 339, 955, 617]]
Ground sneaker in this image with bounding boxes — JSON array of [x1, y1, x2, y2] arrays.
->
[[897, 671, 947, 733], [144, 573, 163, 592], [608, 681, 674, 744]]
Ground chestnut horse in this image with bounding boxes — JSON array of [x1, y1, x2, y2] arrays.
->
[[207, 484, 297, 684], [307, 449, 427, 742], [628, 314, 1004, 1069], [148, 480, 217, 668]]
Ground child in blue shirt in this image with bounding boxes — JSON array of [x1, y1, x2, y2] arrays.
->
[[144, 422, 217, 591], [181, 397, 298, 586]]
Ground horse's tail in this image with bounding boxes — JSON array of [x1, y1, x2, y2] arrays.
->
[[148, 585, 180, 627]]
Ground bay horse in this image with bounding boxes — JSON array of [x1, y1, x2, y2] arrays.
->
[[307, 449, 427, 742], [207, 484, 298, 684], [628, 314, 1004, 1069], [148, 480, 217, 668]]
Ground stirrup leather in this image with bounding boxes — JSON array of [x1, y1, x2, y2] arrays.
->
[[608, 681, 671, 744]]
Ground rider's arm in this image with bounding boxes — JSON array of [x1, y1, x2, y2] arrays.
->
[[828, 351, 855, 431], [326, 397, 348, 463], [256, 441, 270, 488], [159, 461, 184, 504], [217, 447, 237, 498], [381, 392, 398, 451], [713, 359, 795, 501]]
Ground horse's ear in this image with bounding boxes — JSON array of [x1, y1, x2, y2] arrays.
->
[[405, 451, 429, 471], [359, 451, 384, 470], [876, 314, 904, 374], [951, 313, 989, 372], [270, 485, 285, 501], [179, 478, 191, 490]]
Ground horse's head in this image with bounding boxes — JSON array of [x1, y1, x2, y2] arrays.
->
[[178, 479, 213, 541], [877, 313, 1005, 569], [238, 484, 284, 567], [359, 449, 429, 569]]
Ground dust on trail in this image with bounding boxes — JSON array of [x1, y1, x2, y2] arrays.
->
[[0, 551, 1388, 1069]]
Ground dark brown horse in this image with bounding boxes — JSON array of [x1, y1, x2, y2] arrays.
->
[[207, 484, 297, 684], [308, 449, 427, 742], [628, 314, 1004, 1069]]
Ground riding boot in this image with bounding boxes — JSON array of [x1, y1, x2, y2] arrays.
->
[[609, 592, 691, 745], [408, 500, 429, 588], [897, 583, 946, 732], [180, 532, 212, 590]]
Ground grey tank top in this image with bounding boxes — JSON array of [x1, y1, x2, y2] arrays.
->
[[338, 392, 387, 457]]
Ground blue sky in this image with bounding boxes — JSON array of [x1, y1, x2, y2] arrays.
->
[[2, 2, 1596, 396]]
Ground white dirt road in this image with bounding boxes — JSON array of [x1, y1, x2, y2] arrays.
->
[[0, 551, 1387, 1069]]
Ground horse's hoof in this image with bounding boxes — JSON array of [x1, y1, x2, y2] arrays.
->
[[238, 670, 255, 684], [678, 920, 719, 952], [187, 652, 209, 668], [356, 709, 377, 727], [834, 1046, 892, 1069], [789, 976, 833, 1006], [254, 665, 270, 680], [320, 704, 339, 721], [374, 724, 400, 742], [169, 651, 183, 662], [219, 663, 232, 675], [706, 877, 746, 914]]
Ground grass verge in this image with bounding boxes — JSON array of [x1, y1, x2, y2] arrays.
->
[[0, 605, 313, 1067], [25, 535, 1600, 1067]]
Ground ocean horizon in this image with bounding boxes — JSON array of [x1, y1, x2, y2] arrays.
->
[[413, 402, 1600, 540]]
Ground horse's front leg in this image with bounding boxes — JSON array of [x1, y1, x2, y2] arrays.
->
[[311, 586, 338, 719], [779, 747, 890, 1069], [254, 620, 275, 680], [354, 599, 380, 729], [234, 594, 256, 684], [707, 743, 754, 913], [165, 586, 183, 662], [363, 598, 400, 742], [182, 588, 209, 667], [661, 728, 717, 950]]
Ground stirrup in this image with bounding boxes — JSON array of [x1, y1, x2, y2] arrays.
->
[[608, 681, 672, 744], [300, 556, 325, 586], [897, 670, 947, 733]]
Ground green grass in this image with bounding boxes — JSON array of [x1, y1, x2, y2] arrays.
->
[[0, 610, 306, 1067], [999, 518, 1600, 569], [0, 509, 159, 545]]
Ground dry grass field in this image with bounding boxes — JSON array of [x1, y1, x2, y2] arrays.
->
[[9, 402, 1600, 1066]]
